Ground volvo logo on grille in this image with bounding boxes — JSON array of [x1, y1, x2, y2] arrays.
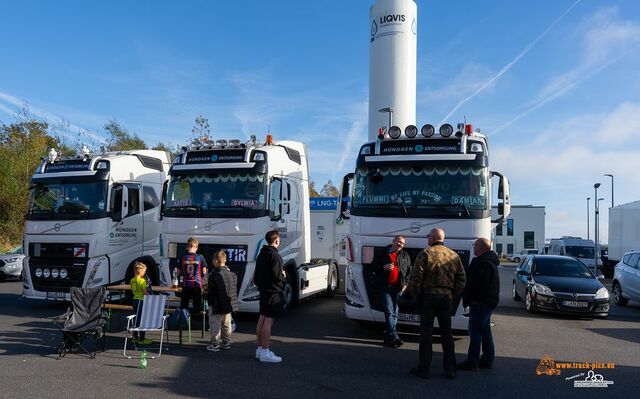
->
[[410, 223, 421, 233], [54, 223, 61, 232], [572, 293, 578, 298]]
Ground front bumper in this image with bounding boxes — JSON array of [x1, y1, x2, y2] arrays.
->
[[531, 292, 609, 317]]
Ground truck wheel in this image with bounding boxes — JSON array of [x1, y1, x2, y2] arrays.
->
[[324, 264, 338, 297], [282, 269, 296, 312], [612, 282, 628, 306], [512, 281, 521, 301]]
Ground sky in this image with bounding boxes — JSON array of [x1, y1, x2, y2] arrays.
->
[[1, 0, 640, 243]]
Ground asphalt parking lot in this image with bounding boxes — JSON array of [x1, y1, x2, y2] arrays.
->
[[1, 264, 639, 398]]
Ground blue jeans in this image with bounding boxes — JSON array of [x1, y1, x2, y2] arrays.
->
[[467, 303, 494, 367], [381, 285, 401, 340]]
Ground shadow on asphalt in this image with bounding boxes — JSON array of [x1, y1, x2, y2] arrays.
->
[[586, 328, 640, 345]]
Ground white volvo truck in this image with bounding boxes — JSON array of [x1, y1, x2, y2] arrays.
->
[[22, 148, 171, 300], [341, 0, 511, 330], [160, 137, 338, 312]]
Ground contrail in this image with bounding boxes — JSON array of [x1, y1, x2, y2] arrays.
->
[[334, 119, 365, 180], [493, 50, 632, 134], [438, 0, 582, 125]]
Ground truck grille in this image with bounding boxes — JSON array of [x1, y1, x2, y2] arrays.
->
[[363, 246, 469, 316], [28, 243, 89, 293], [173, 243, 248, 292]]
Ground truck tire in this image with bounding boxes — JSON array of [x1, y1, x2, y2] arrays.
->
[[612, 282, 628, 306], [324, 264, 338, 297]]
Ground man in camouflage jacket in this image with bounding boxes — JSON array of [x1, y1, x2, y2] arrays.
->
[[407, 228, 466, 379]]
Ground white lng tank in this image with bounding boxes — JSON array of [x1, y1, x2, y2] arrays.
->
[[368, 0, 417, 141]]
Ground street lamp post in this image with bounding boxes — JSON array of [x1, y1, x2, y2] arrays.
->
[[594, 183, 601, 276], [587, 197, 592, 240], [604, 174, 614, 208]]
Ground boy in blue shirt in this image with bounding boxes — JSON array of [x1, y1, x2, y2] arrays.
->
[[178, 237, 208, 316]]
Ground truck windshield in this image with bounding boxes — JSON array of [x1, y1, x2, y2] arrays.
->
[[351, 165, 488, 218], [28, 181, 108, 219], [565, 246, 595, 259], [165, 172, 268, 218]]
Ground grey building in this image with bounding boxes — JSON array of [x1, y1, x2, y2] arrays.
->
[[491, 205, 546, 256]]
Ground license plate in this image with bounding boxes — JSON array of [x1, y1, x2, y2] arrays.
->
[[563, 300, 588, 307], [398, 313, 420, 322], [46, 292, 67, 300]]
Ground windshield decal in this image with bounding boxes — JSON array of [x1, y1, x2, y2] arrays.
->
[[232, 199, 258, 207], [451, 196, 485, 206]]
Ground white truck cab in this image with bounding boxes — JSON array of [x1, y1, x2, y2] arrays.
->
[[22, 148, 171, 300], [161, 136, 338, 312]]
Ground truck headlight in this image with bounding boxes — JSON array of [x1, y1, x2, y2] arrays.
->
[[534, 283, 554, 296], [346, 265, 364, 304], [51, 268, 59, 278], [595, 287, 609, 299], [35, 268, 43, 278], [60, 268, 68, 279], [43, 268, 51, 278]]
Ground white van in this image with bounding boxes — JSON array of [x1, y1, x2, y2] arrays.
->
[[549, 237, 601, 272]]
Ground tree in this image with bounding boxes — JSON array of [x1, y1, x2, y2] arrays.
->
[[104, 119, 147, 151], [320, 180, 340, 197], [191, 115, 211, 143], [309, 181, 321, 197], [0, 119, 58, 249]]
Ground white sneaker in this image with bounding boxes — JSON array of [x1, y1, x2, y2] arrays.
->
[[255, 348, 264, 360], [259, 350, 282, 363]]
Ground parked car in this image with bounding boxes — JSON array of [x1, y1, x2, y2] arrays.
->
[[512, 255, 609, 318], [0, 246, 24, 281], [612, 250, 640, 306], [508, 249, 540, 263]]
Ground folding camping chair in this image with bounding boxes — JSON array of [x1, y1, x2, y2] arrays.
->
[[123, 294, 169, 359], [54, 287, 108, 359]]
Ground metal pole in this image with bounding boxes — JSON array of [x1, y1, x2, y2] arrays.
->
[[605, 174, 614, 208], [594, 183, 600, 276], [586, 197, 590, 240]]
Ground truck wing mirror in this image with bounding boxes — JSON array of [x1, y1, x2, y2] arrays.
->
[[110, 184, 124, 222], [339, 173, 354, 220], [491, 171, 511, 223]]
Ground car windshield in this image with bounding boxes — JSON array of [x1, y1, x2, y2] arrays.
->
[[533, 258, 593, 278], [351, 165, 488, 218], [165, 171, 267, 217], [565, 246, 595, 258], [28, 181, 108, 219]]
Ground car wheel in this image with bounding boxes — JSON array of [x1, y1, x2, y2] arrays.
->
[[525, 290, 536, 313], [512, 281, 521, 301], [612, 282, 628, 306], [513, 257, 520, 264]]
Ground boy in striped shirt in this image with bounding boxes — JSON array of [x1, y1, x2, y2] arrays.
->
[[178, 237, 208, 316]]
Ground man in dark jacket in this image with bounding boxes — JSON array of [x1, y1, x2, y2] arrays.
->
[[458, 237, 500, 371], [206, 250, 238, 352], [254, 230, 286, 363], [373, 235, 411, 348], [407, 228, 466, 380]]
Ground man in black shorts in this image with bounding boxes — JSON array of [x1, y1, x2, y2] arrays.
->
[[254, 230, 286, 363]]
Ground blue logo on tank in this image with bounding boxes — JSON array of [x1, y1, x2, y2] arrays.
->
[[211, 155, 218, 162], [415, 145, 424, 153]]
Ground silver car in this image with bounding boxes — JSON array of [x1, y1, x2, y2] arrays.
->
[[0, 246, 25, 281], [612, 250, 640, 306]]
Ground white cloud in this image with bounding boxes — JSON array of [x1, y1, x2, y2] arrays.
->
[[492, 101, 640, 241], [0, 91, 106, 144], [495, 7, 640, 133]]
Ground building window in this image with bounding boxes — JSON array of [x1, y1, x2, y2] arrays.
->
[[507, 244, 514, 255], [507, 219, 514, 236], [496, 243, 503, 256], [496, 223, 503, 236], [524, 231, 535, 249]]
